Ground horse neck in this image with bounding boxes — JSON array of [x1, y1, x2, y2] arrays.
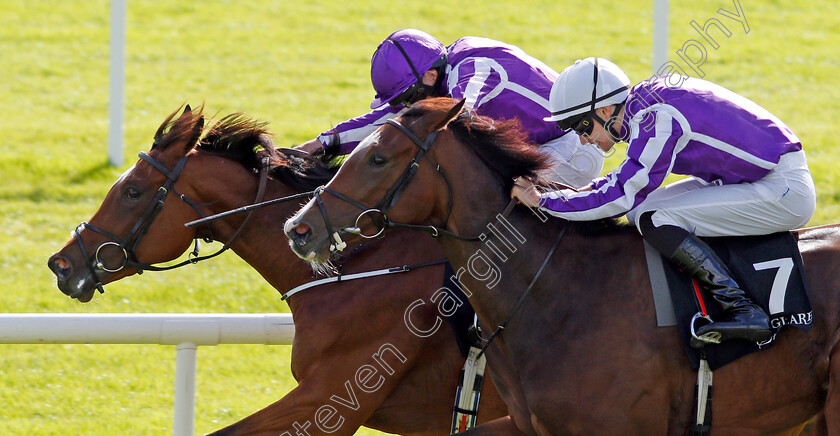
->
[[439, 201, 623, 336], [435, 143, 512, 239], [185, 154, 314, 304], [427, 143, 539, 325]]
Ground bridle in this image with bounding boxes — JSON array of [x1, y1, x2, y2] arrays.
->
[[312, 118, 476, 253], [308, 114, 567, 354], [72, 151, 268, 296]]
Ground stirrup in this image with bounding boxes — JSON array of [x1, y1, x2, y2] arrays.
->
[[690, 312, 721, 348]]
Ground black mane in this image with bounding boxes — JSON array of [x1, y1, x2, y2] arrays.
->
[[196, 112, 338, 192], [405, 100, 550, 193], [408, 99, 624, 234]]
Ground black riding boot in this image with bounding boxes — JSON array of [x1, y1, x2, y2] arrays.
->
[[637, 212, 772, 343], [669, 234, 773, 343]]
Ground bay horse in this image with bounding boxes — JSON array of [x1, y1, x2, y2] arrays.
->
[[284, 97, 839, 435], [47, 105, 507, 435]]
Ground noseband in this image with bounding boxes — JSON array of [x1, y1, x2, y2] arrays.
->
[[314, 118, 467, 252], [73, 151, 267, 296]]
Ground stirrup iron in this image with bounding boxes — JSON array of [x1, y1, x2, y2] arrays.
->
[[690, 312, 721, 348]]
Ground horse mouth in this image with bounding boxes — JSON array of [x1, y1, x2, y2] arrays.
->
[[50, 269, 97, 302], [49, 255, 93, 302], [285, 218, 336, 263], [288, 238, 332, 264], [73, 288, 96, 303], [56, 276, 97, 302]]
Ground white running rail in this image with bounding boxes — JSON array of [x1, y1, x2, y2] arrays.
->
[[0, 313, 295, 436]]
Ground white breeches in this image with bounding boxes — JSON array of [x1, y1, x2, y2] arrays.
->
[[538, 133, 605, 189], [626, 150, 816, 237]]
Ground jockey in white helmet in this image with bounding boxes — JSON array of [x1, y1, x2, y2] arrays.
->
[[513, 57, 816, 344]]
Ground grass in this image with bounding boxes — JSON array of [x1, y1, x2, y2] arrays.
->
[[1, 0, 838, 434]]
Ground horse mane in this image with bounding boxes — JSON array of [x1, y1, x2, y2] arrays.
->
[[404, 99, 550, 193], [405, 99, 626, 235], [191, 112, 338, 192]]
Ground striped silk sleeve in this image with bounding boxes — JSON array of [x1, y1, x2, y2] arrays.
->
[[317, 105, 404, 155], [539, 109, 684, 221]]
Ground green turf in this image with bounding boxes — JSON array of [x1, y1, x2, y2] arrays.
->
[[1, 0, 838, 434]]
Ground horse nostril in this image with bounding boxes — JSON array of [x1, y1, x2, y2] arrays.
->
[[284, 218, 313, 245], [295, 223, 311, 236], [48, 256, 73, 280], [286, 223, 311, 245]]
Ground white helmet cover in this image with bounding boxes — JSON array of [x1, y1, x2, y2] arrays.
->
[[545, 57, 631, 122]]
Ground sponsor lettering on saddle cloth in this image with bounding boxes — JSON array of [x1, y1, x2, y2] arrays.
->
[[646, 231, 812, 370]]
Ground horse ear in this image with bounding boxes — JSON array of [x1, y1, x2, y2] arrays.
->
[[184, 104, 192, 114], [432, 98, 466, 131]]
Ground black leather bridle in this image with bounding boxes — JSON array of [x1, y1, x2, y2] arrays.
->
[[72, 151, 267, 296], [311, 118, 476, 253], [310, 115, 567, 357]]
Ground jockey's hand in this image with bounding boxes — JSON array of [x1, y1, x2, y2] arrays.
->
[[511, 177, 541, 208], [293, 139, 325, 156]]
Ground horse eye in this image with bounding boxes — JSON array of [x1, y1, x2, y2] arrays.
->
[[370, 154, 387, 167], [124, 187, 142, 200]]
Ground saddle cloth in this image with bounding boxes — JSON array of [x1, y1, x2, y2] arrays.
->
[[646, 231, 812, 370]]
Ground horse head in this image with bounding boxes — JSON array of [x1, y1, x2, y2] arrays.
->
[[47, 105, 209, 301], [47, 104, 294, 302], [284, 97, 547, 263]]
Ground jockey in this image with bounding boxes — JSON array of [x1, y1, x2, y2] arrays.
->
[[512, 57, 816, 343], [295, 28, 604, 188]]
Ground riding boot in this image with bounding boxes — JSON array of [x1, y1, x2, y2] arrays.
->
[[669, 234, 773, 343]]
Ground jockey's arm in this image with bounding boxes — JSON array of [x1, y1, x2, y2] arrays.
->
[[294, 105, 404, 157]]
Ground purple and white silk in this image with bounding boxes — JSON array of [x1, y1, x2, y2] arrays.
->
[[538, 76, 813, 236]]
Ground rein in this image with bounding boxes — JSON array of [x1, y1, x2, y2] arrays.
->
[[328, 116, 563, 359], [476, 222, 567, 358], [73, 151, 269, 295], [184, 190, 314, 228]]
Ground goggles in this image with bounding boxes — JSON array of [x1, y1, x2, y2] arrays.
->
[[388, 82, 423, 107], [557, 112, 595, 136]]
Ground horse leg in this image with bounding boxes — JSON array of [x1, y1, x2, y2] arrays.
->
[[457, 416, 531, 436], [207, 375, 388, 436], [821, 346, 840, 435]]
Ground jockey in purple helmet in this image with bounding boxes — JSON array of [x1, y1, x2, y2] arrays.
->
[[512, 57, 817, 344], [296, 29, 604, 188]]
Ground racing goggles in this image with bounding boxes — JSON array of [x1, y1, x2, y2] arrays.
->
[[557, 112, 595, 136], [388, 82, 429, 107]]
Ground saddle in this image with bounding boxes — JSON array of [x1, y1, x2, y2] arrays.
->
[[646, 231, 813, 370]]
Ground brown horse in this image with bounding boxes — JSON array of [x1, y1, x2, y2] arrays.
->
[[47, 105, 507, 435], [284, 97, 839, 435]]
